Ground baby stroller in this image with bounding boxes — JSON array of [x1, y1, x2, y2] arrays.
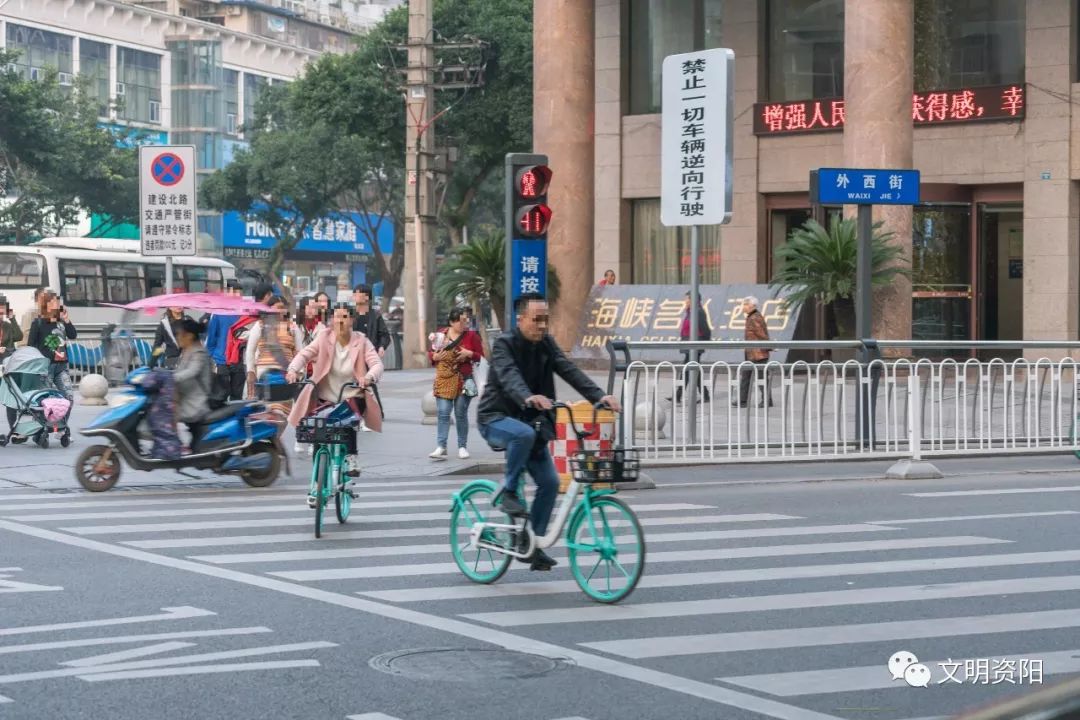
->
[[0, 347, 72, 448]]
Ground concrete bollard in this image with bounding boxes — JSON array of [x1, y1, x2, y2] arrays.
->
[[421, 390, 438, 426], [78, 374, 109, 406], [634, 400, 667, 440]]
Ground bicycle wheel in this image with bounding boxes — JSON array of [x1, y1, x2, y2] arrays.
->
[[449, 482, 514, 584], [567, 495, 646, 603], [313, 450, 328, 539], [334, 462, 351, 524]]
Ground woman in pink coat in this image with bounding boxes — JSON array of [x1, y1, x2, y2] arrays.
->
[[286, 304, 383, 479]]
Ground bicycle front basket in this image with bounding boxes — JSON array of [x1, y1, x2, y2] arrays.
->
[[295, 415, 354, 445], [569, 447, 640, 483]]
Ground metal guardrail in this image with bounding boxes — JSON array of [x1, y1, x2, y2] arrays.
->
[[609, 339, 1080, 464]]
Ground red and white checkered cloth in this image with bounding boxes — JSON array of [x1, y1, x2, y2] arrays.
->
[[550, 418, 614, 477]]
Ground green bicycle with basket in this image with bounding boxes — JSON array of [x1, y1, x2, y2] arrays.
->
[[294, 380, 368, 538], [449, 402, 646, 603]]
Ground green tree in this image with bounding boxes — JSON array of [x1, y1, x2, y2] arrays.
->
[[0, 53, 139, 243], [200, 110, 356, 277], [770, 217, 908, 338], [435, 228, 560, 352]]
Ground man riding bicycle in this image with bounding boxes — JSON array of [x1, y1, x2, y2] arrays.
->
[[477, 293, 621, 570]]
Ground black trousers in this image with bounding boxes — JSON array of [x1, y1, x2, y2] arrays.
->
[[212, 363, 246, 405], [738, 359, 773, 404], [677, 350, 710, 401]]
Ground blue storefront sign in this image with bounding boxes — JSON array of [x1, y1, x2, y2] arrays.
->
[[817, 168, 920, 205], [221, 210, 394, 259], [508, 238, 547, 327]]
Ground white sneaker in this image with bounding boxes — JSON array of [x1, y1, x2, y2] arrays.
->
[[429, 446, 447, 459], [458, 447, 470, 459], [345, 454, 362, 476]]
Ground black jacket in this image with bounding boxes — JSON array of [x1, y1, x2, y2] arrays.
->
[[27, 317, 77, 365], [353, 309, 391, 351], [477, 329, 605, 430]]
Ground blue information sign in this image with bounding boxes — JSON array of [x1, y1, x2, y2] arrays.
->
[[508, 238, 547, 328], [817, 168, 920, 205]]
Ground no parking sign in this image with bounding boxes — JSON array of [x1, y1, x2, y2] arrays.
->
[[138, 145, 197, 256]]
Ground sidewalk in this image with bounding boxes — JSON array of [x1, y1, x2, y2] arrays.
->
[[4, 369, 1080, 493]]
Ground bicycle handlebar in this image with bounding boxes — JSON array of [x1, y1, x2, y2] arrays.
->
[[528, 399, 618, 442], [291, 378, 376, 405]]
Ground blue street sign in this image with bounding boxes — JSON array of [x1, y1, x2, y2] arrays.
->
[[817, 168, 920, 205], [508, 238, 547, 328]]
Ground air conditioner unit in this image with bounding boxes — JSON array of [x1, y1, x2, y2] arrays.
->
[[116, 82, 126, 96], [58, 72, 74, 86], [226, 5, 242, 15], [148, 100, 161, 123]]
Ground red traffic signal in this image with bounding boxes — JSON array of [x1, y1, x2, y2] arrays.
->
[[515, 203, 552, 237], [515, 165, 552, 199]]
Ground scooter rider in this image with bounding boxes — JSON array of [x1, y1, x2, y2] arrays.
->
[[173, 317, 213, 447], [477, 293, 621, 570]]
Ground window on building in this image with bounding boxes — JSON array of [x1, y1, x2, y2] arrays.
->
[[5, 24, 74, 89], [224, 69, 240, 136], [117, 47, 162, 124], [766, 0, 844, 101], [79, 39, 111, 117], [913, 0, 1024, 91], [243, 73, 270, 132], [627, 0, 723, 115], [631, 198, 721, 283]]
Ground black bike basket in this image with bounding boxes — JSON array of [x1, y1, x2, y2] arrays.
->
[[295, 416, 354, 445], [569, 447, 640, 483]]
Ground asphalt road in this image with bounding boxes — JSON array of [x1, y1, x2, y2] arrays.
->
[[2, 464, 1079, 720]]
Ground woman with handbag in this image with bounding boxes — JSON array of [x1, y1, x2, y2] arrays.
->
[[428, 307, 483, 459]]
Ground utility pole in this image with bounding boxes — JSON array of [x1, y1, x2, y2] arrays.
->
[[403, 0, 435, 368], [398, 5, 487, 367]]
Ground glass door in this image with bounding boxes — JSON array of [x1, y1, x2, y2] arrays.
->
[[912, 206, 972, 355], [977, 204, 1023, 359]]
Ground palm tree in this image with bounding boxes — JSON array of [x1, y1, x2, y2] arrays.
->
[[436, 228, 561, 352], [770, 217, 908, 338]]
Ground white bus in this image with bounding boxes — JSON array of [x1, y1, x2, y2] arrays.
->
[[0, 238, 237, 328]]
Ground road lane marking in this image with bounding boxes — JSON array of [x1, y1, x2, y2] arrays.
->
[[0, 606, 214, 637]]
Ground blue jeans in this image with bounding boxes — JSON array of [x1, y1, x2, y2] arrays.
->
[[436, 395, 471, 449], [478, 416, 559, 536]]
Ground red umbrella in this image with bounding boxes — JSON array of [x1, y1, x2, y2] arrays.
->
[[104, 292, 272, 316]]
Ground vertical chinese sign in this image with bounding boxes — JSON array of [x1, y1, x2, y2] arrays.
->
[[660, 48, 733, 226], [138, 145, 198, 258]]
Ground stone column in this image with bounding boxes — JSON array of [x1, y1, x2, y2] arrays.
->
[[1023, 0, 1077, 353], [843, 0, 913, 341], [534, 0, 594, 348]]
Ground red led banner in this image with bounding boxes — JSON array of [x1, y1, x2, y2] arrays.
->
[[753, 84, 1024, 136]]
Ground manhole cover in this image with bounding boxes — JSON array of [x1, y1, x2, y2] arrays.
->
[[369, 647, 563, 682]]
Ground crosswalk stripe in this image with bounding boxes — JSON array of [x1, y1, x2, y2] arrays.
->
[[461, 574, 1080, 627], [720, 648, 1080, 696], [6, 501, 713, 523], [188, 523, 896, 565], [360, 547, 1080, 603], [59, 504, 719, 536], [867, 511, 1080, 525], [0, 486, 471, 511], [907, 486, 1080, 497], [580, 608, 1080, 659], [269, 536, 1006, 582], [122, 513, 802, 549], [347, 714, 401, 720]]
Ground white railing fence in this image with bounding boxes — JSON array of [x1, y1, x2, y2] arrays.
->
[[610, 340, 1080, 464]]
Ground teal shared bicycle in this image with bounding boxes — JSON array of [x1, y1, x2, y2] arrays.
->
[[449, 402, 646, 603], [295, 381, 370, 539]]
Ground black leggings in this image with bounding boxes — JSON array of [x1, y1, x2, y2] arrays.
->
[[6, 407, 15, 433]]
